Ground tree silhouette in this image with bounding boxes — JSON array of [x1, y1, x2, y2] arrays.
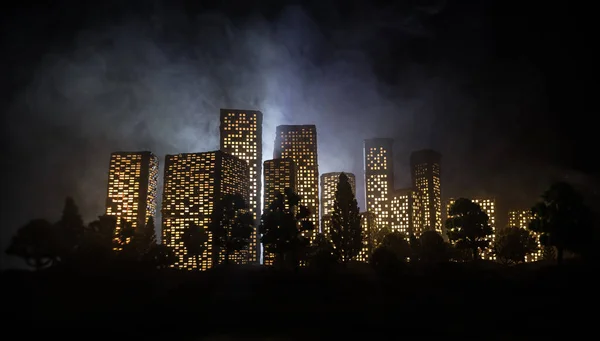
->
[[134, 217, 158, 258], [6, 219, 57, 271], [409, 233, 421, 262], [379, 232, 411, 261], [529, 181, 593, 264], [80, 214, 117, 262], [308, 233, 337, 269], [181, 222, 209, 271], [419, 230, 448, 262], [259, 188, 314, 269], [146, 244, 177, 269], [494, 227, 538, 265], [115, 219, 137, 260], [55, 197, 85, 264], [208, 194, 254, 266], [330, 173, 362, 263], [363, 213, 389, 259], [445, 198, 493, 260]]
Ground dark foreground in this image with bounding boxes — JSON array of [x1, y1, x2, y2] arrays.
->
[[1, 261, 596, 339]]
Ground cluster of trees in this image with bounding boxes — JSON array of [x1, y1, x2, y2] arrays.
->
[[444, 181, 595, 265], [5, 198, 177, 271], [6, 175, 595, 272]]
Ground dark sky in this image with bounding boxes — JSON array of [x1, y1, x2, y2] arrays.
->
[[1, 0, 596, 268]]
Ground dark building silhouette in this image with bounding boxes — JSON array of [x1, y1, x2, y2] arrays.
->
[[274, 125, 319, 241], [105, 151, 159, 237], [262, 158, 297, 265], [364, 138, 394, 230], [410, 149, 442, 235], [220, 109, 263, 263], [161, 151, 249, 270]]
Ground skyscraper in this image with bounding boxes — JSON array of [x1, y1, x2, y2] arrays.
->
[[105, 151, 159, 235], [161, 151, 249, 271], [410, 149, 442, 235], [508, 209, 542, 262], [274, 125, 319, 241], [364, 138, 394, 230], [447, 197, 496, 260], [390, 188, 423, 238], [220, 109, 262, 263], [320, 172, 356, 236], [262, 158, 297, 265]]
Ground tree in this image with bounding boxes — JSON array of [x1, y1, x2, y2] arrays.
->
[[134, 217, 158, 258], [6, 219, 57, 271], [308, 233, 337, 269], [259, 188, 314, 269], [494, 227, 538, 265], [115, 219, 138, 260], [181, 222, 209, 271], [55, 197, 85, 263], [146, 244, 177, 269], [363, 213, 389, 259], [409, 233, 421, 262], [79, 214, 117, 262], [330, 173, 362, 263], [445, 198, 493, 260], [419, 230, 448, 262], [379, 232, 411, 261], [208, 194, 254, 266], [529, 181, 593, 264]]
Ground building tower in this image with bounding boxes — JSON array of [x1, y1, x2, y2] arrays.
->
[[410, 149, 442, 235], [320, 172, 356, 238], [358, 211, 376, 262], [364, 138, 394, 230], [220, 109, 262, 263], [161, 151, 249, 271], [262, 158, 297, 265], [390, 188, 423, 238], [447, 197, 496, 260], [508, 210, 543, 262], [273, 125, 319, 241], [105, 151, 159, 236]]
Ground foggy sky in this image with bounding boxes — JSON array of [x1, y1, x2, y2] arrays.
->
[[2, 0, 594, 269]]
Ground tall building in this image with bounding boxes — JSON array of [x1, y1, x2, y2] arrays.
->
[[161, 151, 249, 271], [320, 172, 356, 235], [262, 158, 297, 265], [274, 125, 319, 241], [220, 109, 262, 263], [410, 149, 442, 235], [508, 210, 542, 262], [364, 138, 394, 230], [105, 151, 159, 236], [357, 211, 377, 262], [447, 197, 496, 260], [390, 188, 423, 238]]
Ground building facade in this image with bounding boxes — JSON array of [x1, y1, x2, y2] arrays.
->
[[220, 109, 262, 263], [320, 172, 356, 235], [161, 151, 249, 271], [273, 125, 319, 241], [357, 211, 377, 262], [447, 197, 496, 260], [364, 138, 394, 230], [410, 150, 442, 235], [508, 209, 542, 262], [390, 188, 423, 238], [262, 158, 297, 265], [105, 151, 159, 237]]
